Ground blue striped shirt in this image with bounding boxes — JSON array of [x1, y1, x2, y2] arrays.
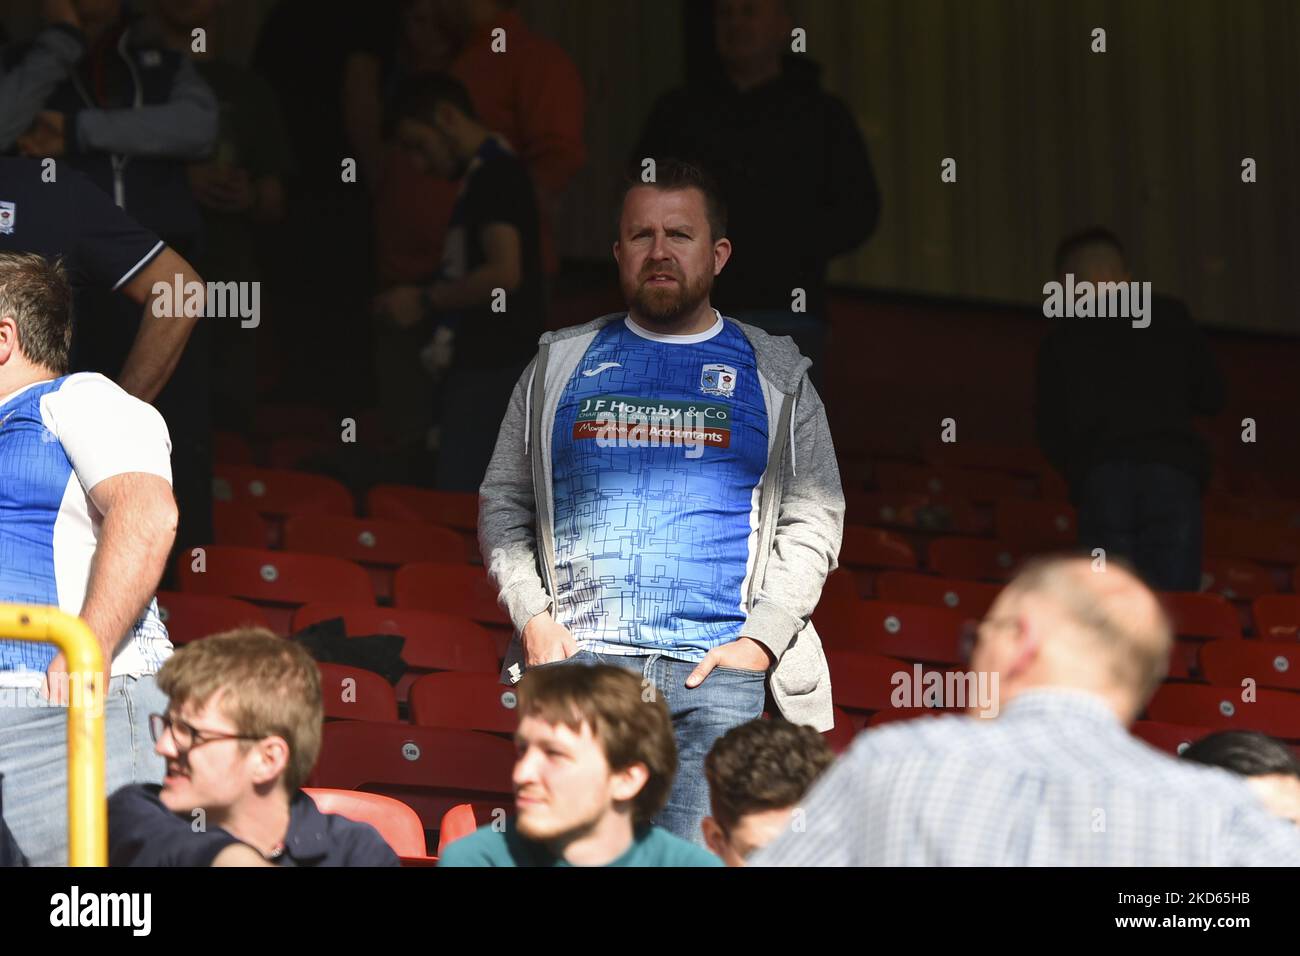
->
[[752, 689, 1300, 866]]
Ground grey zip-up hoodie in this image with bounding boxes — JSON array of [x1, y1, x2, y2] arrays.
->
[[478, 311, 844, 731]]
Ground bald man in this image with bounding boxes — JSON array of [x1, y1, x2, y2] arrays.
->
[[752, 555, 1300, 865]]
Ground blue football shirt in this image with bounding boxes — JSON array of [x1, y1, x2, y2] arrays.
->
[[549, 312, 768, 661]]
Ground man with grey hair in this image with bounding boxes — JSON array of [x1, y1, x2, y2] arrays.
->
[[753, 555, 1300, 865], [0, 251, 176, 865]]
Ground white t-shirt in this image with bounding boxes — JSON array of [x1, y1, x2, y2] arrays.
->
[[0, 372, 174, 686]]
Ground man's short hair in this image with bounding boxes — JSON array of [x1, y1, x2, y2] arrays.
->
[[156, 628, 323, 792], [517, 665, 676, 826], [704, 718, 835, 833], [0, 252, 72, 373], [619, 157, 728, 243], [391, 70, 478, 130], [1054, 226, 1126, 277], [1004, 554, 1173, 703], [1181, 730, 1300, 778]]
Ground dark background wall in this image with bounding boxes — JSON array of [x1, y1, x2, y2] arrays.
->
[[7, 0, 1295, 334]]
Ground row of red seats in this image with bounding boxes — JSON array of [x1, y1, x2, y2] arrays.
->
[[820, 570, 1300, 639], [172, 547, 507, 634], [822, 650, 1300, 741]]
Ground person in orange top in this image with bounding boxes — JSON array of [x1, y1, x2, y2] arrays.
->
[[444, 0, 586, 276]]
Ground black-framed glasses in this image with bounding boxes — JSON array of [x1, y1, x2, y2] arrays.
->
[[149, 713, 265, 752]]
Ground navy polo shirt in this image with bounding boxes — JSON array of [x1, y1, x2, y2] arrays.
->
[[108, 785, 400, 867], [0, 156, 163, 293]]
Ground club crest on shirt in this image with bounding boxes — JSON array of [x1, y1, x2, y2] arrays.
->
[[0, 201, 14, 235], [700, 363, 736, 397]]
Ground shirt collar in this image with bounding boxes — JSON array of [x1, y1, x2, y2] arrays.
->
[[623, 309, 724, 344], [1001, 687, 1124, 727], [279, 790, 330, 864]]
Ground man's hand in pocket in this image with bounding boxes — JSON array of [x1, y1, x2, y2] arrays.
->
[[522, 611, 577, 666], [685, 637, 774, 688]]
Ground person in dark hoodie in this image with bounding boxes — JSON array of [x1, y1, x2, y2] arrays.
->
[[634, 0, 880, 385], [1035, 228, 1227, 592], [4, 0, 218, 562]]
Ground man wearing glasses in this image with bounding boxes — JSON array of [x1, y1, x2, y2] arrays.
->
[[752, 555, 1300, 865], [109, 629, 397, 867]]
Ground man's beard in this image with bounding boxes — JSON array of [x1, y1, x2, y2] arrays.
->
[[624, 267, 713, 326]]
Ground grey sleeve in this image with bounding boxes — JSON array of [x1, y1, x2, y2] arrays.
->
[[0, 26, 82, 151], [74, 56, 217, 159], [743, 377, 846, 658], [478, 357, 552, 634]]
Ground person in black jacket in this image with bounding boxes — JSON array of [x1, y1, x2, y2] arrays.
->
[[634, 0, 880, 385], [109, 629, 398, 867], [1035, 227, 1227, 592]]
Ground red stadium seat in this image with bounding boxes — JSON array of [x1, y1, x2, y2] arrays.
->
[[874, 462, 1030, 503], [821, 567, 862, 605], [838, 527, 918, 571], [1146, 684, 1300, 740], [302, 788, 433, 862], [1200, 641, 1300, 693], [1201, 557, 1274, 602], [437, 803, 481, 855], [155, 591, 271, 645], [1252, 595, 1300, 641], [317, 663, 399, 722], [1167, 640, 1203, 682], [843, 491, 985, 535], [920, 440, 1052, 476], [283, 515, 468, 568], [249, 403, 335, 438], [310, 722, 515, 831], [1159, 592, 1241, 641], [821, 600, 969, 665], [292, 603, 498, 674], [393, 563, 509, 627], [434, 801, 513, 856], [265, 436, 335, 470], [874, 570, 1000, 616], [822, 707, 860, 754], [927, 538, 1024, 582], [176, 546, 374, 634], [1204, 515, 1300, 565], [212, 431, 254, 465], [994, 498, 1076, 549], [1130, 720, 1213, 757], [212, 465, 354, 519], [824, 650, 912, 713], [213, 501, 273, 549], [408, 672, 521, 734], [367, 485, 479, 532], [283, 515, 469, 601]]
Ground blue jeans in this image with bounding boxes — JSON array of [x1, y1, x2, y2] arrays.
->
[[1076, 461, 1204, 592], [534, 649, 767, 847], [0, 674, 168, 866]]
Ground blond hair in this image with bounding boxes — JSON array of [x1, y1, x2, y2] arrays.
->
[[156, 628, 323, 791]]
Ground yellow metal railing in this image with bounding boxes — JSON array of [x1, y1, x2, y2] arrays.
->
[[0, 604, 105, 866]]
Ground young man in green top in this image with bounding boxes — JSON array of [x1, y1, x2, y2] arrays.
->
[[439, 664, 722, 867]]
